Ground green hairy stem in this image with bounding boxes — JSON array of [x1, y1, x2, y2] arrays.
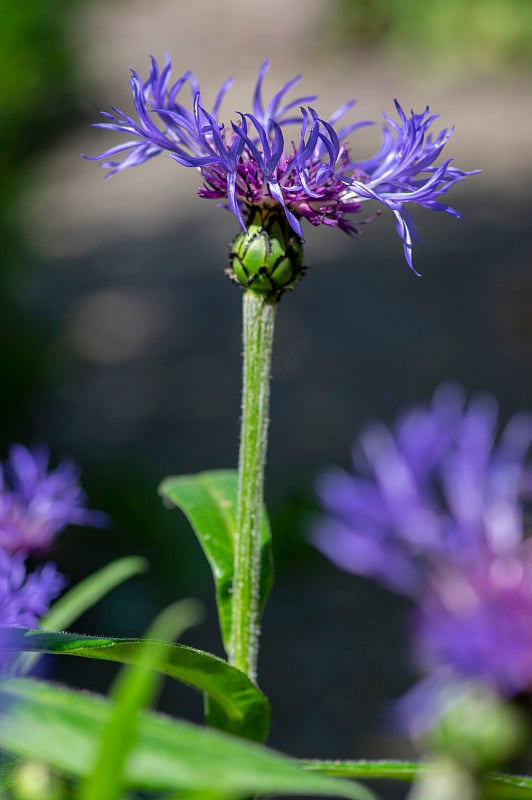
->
[[230, 290, 277, 681]]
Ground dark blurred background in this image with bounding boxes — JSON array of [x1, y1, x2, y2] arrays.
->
[[2, 0, 532, 766]]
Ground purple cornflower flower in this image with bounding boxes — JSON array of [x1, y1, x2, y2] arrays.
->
[[314, 385, 532, 721], [85, 56, 478, 272], [0, 548, 65, 672], [415, 543, 532, 697], [0, 445, 106, 556], [312, 385, 532, 596], [394, 542, 532, 735], [0, 549, 65, 630]]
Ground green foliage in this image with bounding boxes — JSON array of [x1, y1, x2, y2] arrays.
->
[[159, 470, 273, 658], [0, 679, 375, 800], [0, 758, 16, 794], [4, 628, 270, 742], [301, 759, 532, 798], [330, 0, 532, 70], [301, 759, 423, 780], [0, 1, 87, 218], [15, 556, 148, 676], [78, 601, 202, 800], [0, 0, 91, 433]]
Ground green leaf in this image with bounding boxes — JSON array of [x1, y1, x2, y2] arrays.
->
[[0, 679, 374, 800], [79, 600, 202, 800], [300, 760, 532, 799], [483, 775, 532, 800], [15, 556, 148, 677], [301, 760, 422, 781], [159, 470, 273, 656], [0, 756, 15, 793], [3, 628, 270, 742]]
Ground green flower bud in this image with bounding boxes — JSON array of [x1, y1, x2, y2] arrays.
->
[[425, 684, 528, 772], [228, 207, 305, 298], [12, 762, 64, 800]]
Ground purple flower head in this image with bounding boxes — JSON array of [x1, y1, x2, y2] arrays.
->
[[0, 445, 106, 556], [85, 56, 479, 272], [416, 543, 532, 697], [314, 386, 532, 725], [312, 385, 532, 596], [395, 543, 532, 735], [0, 549, 65, 629], [0, 548, 65, 673]]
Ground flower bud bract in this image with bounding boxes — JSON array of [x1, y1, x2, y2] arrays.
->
[[228, 207, 304, 298]]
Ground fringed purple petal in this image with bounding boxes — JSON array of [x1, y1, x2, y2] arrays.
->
[[212, 76, 234, 118], [252, 59, 271, 122]]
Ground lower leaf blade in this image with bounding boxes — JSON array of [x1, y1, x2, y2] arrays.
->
[[2, 628, 270, 742], [0, 678, 374, 800], [159, 469, 273, 657]]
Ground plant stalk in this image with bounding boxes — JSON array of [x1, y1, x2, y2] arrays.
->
[[230, 290, 277, 682]]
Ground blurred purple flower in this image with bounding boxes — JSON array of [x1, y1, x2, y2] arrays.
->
[[0, 548, 65, 673], [314, 385, 532, 719], [394, 543, 532, 735], [0, 549, 65, 629], [85, 56, 478, 272], [0, 445, 106, 556], [312, 385, 532, 596], [416, 543, 532, 696]]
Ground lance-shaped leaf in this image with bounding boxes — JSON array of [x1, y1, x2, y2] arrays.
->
[[1, 628, 270, 742], [0, 679, 374, 800], [159, 469, 273, 656], [79, 600, 200, 800], [300, 760, 532, 799], [14, 556, 148, 676]]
